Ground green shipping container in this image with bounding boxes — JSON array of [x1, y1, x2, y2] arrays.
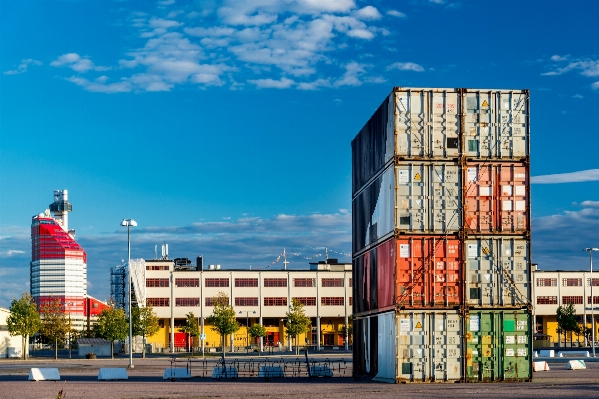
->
[[465, 310, 532, 382]]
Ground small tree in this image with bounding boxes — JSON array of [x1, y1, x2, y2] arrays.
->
[[206, 292, 239, 358], [132, 305, 160, 358], [94, 307, 129, 358], [285, 298, 311, 354], [340, 319, 353, 346], [179, 312, 200, 355], [7, 292, 41, 360], [248, 324, 267, 355], [556, 304, 578, 348], [40, 298, 72, 360]]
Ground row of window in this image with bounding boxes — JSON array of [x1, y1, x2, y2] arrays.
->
[[537, 278, 599, 287], [536, 296, 599, 305], [146, 297, 352, 307], [147, 277, 352, 288]]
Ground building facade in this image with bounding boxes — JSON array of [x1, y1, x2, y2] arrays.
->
[[30, 190, 88, 328], [532, 267, 599, 344], [121, 258, 353, 352], [0, 307, 25, 358]]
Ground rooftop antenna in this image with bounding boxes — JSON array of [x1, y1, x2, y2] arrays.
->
[[325, 247, 329, 264], [154, 245, 158, 260], [283, 248, 289, 270]]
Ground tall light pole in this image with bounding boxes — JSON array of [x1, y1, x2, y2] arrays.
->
[[239, 311, 256, 354], [122, 219, 137, 368], [584, 248, 598, 357]]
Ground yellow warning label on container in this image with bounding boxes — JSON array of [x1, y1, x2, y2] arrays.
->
[[482, 100, 489, 107], [415, 321, 422, 329], [414, 173, 421, 180], [482, 247, 490, 255]]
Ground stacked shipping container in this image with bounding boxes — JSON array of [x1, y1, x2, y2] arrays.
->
[[352, 87, 532, 383]]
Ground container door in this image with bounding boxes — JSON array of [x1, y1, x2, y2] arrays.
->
[[374, 312, 397, 383], [500, 312, 531, 381], [498, 164, 529, 232], [396, 312, 428, 382], [464, 92, 494, 158], [396, 238, 426, 308], [497, 91, 529, 159], [466, 239, 497, 307], [430, 238, 462, 307], [466, 312, 499, 382], [396, 164, 427, 233], [395, 91, 426, 158], [431, 163, 461, 233], [464, 164, 494, 232], [431, 91, 460, 158], [430, 312, 462, 381], [498, 239, 529, 306]]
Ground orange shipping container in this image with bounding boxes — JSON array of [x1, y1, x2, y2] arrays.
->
[[464, 162, 529, 233]]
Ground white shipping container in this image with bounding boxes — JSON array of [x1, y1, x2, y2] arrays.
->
[[465, 237, 529, 307], [396, 311, 462, 382], [352, 162, 461, 255]]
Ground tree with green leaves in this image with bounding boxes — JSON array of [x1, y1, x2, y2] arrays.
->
[[179, 312, 200, 355], [248, 324, 267, 355], [93, 307, 129, 358], [556, 303, 578, 348], [285, 298, 311, 354], [340, 318, 353, 346], [7, 292, 41, 360], [40, 298, 72, 359], [206, 292, 239, 358], [132, 305, 160, 358]]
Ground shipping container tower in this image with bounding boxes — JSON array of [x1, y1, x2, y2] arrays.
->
[[352, 88, 532, 383], [30, 190, 87, 327]]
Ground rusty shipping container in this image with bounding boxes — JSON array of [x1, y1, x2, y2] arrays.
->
[[351, 87, 530, 196], [353, 162, 461, 255], [464, 162, 530, 234], [353, 236, 461, 316], [465, 237, 530, 308], [465, 309, 532, 382], [353, 310, 462, 383]]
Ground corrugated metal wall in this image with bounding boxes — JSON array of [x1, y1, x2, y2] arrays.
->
[[352, 87, 532, 383]]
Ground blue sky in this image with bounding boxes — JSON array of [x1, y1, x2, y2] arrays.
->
[[1, 0, 599, 307]]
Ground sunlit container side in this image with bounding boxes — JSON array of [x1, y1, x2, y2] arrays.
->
[[396, 310, 462, 383], [396, 236, 462, 309], [464, 162, 529, 233], [465, 310, 532, 382], [462, 89, 529, 160], [353, 162, 461, 256], [465, 237, 530, 307], [353, 239, 395, 315], [351, 88, 461, 195]]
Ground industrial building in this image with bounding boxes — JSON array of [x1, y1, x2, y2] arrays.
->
[[0, 307, 25, 358], [111, 249, 353, 353]]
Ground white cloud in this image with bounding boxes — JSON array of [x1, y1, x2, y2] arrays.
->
[[572, 94, 583, 98], [387, 10, 407, 18], [542, 58, 599, 80], [335, 62, 368, 87], [297, 78, 331, 90], [593, 81, 599, 90], [66, 76, 134, 93], [429, 0, 445, 3], [353, 6, 382, 21], [550, 54, 568, 62], [531, 169, 599, 184], [248, 77, 295, 88], [50, 53, 109, 73], [3, 59, 42, 75], [387, 61, 425, 72]]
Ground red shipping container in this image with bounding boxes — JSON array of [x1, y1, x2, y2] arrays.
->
[[464, 162, 529, 233], [395, 236, 462, 308]]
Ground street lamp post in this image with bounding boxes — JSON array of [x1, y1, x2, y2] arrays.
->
[[122, 219, 137, 368], [584, 247, 598, 358], [239, 311, 256, 354]]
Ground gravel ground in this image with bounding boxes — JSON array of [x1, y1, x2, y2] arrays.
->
[[0, 357, 597, 399]]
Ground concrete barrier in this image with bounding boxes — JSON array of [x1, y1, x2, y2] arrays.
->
[[258, 366, 284, 378], [558, 351, 589, 357], [163, 367, 191, 380], [566, 360, 587, 370], [28, 368, 60, 381], [533, 361, 550, 371], [539, 350, 555, 357], [309, 365, 333, 377], [211, 366, 238, 379], [98, 368, 128, 380]]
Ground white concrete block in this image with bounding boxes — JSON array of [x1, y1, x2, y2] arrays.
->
[[539, 350, 554, 357], [98, 368, 128, 380], [558, 351, 590, 358], [566, 360, 587, 370], [28, 368, 60, 381], [309, 365, 333, 377], [211, 366, 238, 379], [533, 361, 550, 371], [258, 366, 284, 378], [163, 367, 191, 380]]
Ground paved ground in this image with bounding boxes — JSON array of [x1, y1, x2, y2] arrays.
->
[[0, 356, 597, 399]]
